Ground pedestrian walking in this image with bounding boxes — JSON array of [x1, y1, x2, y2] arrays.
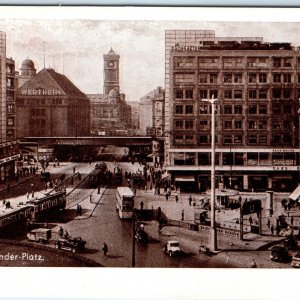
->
[[249, 216, 253, 225], [276, 225, 280, 236], [291, 216, 294, 226], [250, 259, 257, 268], [188, 195, 192, 206], [165, 193, 169, 201], [175, 195, 179, 203], [181, 210, 184, 221], [102, 242, 108, 256], [270, 225, 274, 235], [158, 222, 162, 235], [267, 218, 271, 229], [58, 226, 64, 238], [140, 200, 144, 210], [76, 204, 81, 216]]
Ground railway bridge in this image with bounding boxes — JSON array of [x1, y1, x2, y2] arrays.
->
[[20, 136, 164, 163]]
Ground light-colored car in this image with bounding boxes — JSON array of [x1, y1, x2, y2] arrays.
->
[[291, 252, 300, 268], [163, 240, 181, 257], [27, 228, 52, 243]]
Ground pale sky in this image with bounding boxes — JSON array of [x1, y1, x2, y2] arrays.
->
[[2, 18, 300, 102]]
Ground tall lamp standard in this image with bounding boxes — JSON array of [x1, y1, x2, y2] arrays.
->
[[202, 95, 218, 252]]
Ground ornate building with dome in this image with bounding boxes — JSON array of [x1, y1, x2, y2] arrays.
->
[[88, 48, 132, 135]]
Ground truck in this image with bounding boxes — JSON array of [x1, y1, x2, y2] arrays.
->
[[27, 228, 52, 243]]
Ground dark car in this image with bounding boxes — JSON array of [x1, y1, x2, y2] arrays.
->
[[270, 245, 289, 262], [135, 228, 148, 244], [283, 235, 298, 250], [55, 237, 86, 253], [40, 171, 51, 181]]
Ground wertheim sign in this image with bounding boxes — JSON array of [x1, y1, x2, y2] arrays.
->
[[21, 89, 64, 96]]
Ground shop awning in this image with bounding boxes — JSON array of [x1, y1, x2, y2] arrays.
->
[[289, 185, 300, 201], [175, 175, 195, 182]]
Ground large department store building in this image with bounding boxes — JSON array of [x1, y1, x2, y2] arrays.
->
[[164, 30, 300, 192]]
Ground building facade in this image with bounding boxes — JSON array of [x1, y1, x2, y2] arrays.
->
[[127, 101, 140, 134], [6, 58, 16, 141], [152, 86, 165, 137], [16, 67, 90, 138], [89, 48, 132, 135], [0, 31, 20, 183], [89, 92, 131, 135], [140, 87, 165, 137], [0, 31, 6, 142], [165, 30, 300, 192]]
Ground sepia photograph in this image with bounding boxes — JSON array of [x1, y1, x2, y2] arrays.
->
[[0, 5, 300, 277]]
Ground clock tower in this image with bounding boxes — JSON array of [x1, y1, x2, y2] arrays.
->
[[103, 48, 120, 95]]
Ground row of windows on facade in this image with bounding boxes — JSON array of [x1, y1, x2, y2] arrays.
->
[[173, 134, 294, 145], [18, 99, 63, 106], [0, 144, 18, 159], [171, 152, 297, 166], [174, 88, 298, 100], [173, 56, 300, 68], [6, 78, 14, 88], [174, 72, 300, 84], [174, 103, 295, 115], [174, 118, 294, 131]]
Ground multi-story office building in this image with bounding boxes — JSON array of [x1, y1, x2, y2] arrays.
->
[[0, 31, 6, 142], [165, 30, 300, 192], [0, 31, 19, 183], [139, 86, 165, 136], [89, 48, 132, 135], [6, 58, 16, 141], [127, 101, 140, 134]]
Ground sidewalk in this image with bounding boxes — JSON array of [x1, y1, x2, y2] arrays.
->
[[134, 188, 288, 267]]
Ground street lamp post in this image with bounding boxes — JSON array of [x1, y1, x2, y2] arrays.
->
[[202, 95, 218, 252], [132, 209, 136, 267]]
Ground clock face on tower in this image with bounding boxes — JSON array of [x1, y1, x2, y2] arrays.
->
[[108, 62, 114, 67]]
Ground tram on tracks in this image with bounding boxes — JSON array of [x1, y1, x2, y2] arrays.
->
[[0, 190, 66, 235], [27, 190, 66, 221]]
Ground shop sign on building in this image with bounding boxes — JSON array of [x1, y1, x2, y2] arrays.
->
[[21, 88, 64, 96]]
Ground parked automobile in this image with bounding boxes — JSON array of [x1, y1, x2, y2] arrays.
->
[[55, 236, 86, 253], [270, 245, 289, 262], [291, 252, 300, 268], [27, 228, 52, 243], [283, 235, 298, 250], [163, 240, 181, 257]]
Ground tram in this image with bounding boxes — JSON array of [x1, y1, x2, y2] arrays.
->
[[0, 206, 32, 235], [0, 190, 67, 235], [27, 190, 66, 221]]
